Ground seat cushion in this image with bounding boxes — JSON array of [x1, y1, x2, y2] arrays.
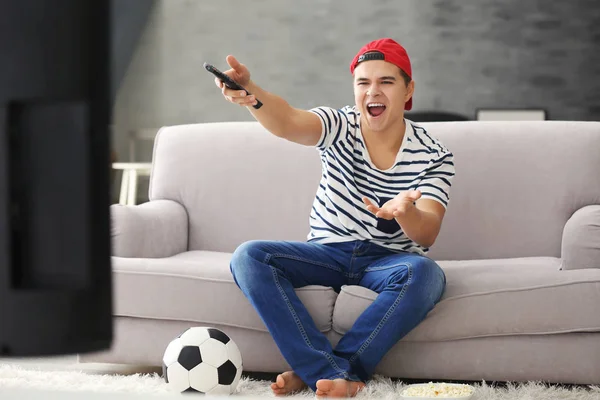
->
[[333, 257, 600, 341], [111, 251, 337, 334]]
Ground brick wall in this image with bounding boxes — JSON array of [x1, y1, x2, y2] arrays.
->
[[112, 0, 600, 164]]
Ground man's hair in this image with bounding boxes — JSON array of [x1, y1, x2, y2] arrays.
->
[[398, 67, 411, 87]]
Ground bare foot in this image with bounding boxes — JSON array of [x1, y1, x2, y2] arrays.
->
[[315, 378, 366, 398], [270, 371, 308, 396]]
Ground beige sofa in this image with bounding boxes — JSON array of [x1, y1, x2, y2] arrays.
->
[[79, 120, 600, 384]]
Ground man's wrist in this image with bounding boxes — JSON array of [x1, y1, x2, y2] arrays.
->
[[245, 79, 259, 94], [394, 203, 420, 227]]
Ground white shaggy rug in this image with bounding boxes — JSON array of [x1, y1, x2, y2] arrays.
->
[[0, 364, 599, 399]]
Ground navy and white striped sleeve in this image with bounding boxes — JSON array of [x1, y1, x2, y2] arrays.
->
[[417, 151, 455, 209], [308, 106, 351, 151]]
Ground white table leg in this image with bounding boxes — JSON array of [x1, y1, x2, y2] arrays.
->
[[127, 169, 138, 205], [119, 169, 130, 205]]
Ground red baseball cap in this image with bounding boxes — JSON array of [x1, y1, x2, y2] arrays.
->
[[350, 38, 413, 110]]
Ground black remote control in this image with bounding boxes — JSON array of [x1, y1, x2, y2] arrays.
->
[[204, 62, 263, 109]]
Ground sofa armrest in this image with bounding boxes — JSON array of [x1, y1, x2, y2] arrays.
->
[[111, 199, 188, 258], [560, 205, 600, 270]]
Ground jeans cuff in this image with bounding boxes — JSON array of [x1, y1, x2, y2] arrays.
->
[[325, 372, 363, 382], [326, 372, 349, 380]]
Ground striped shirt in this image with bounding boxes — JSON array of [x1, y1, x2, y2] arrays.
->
[[307, 105, 455, 254]]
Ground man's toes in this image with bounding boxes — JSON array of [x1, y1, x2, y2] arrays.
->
[[350, 381, 366, 396], [271, 379, 286, 395], [276, 374, 286, 388], [316, 379, 335, 392]]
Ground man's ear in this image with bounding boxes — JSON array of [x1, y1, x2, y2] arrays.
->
[[405, 80, 415, 103]]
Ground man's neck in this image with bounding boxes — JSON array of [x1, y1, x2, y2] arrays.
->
[[361, 117, 406, 152]]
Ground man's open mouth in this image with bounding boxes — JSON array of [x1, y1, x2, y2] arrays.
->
[[367, 103, 386, 117]]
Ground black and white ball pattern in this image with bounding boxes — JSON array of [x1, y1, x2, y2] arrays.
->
[[162, 327, 243, 395]]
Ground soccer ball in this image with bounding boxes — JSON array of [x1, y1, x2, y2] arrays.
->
[[162, 327, 243, 395]]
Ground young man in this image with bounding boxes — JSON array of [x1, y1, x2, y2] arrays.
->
[[218, 38, 455, 398]]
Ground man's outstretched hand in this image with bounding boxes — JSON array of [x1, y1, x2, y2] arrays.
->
[[215, 55, 257, 107], [362, 190, 422, 220], [363, 190, 445, 248]]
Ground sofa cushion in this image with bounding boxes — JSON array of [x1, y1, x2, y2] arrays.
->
[[111, 251, 337, 334], [150, 123, 322, 253], [333, 257, 600, 341], [416, 121, 600, 261], [150, 121, 600, 261]]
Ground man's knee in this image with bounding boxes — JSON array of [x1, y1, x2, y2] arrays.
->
[[230, 240, 269, 286], [410, 257, 446, 303], [385, 257, 445, 305], [413, 257, 444, 281]]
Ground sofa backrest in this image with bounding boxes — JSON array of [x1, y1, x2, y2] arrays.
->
[[149, 120, 600, 261]]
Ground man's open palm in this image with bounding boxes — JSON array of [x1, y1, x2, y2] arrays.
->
[[362, 190, 422, 220]]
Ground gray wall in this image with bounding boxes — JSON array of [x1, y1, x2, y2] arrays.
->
[[112, 0, 600, 170], [111, 0, 156, 105]]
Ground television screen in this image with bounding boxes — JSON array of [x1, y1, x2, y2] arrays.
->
[[0, 0, 113, 356]]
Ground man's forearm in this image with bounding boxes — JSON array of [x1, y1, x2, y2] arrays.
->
[[243, 80, 296, 137], [394, 207, 441, 248]]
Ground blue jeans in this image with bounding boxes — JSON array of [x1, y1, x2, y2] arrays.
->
[[229, 239, 446, 391]]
